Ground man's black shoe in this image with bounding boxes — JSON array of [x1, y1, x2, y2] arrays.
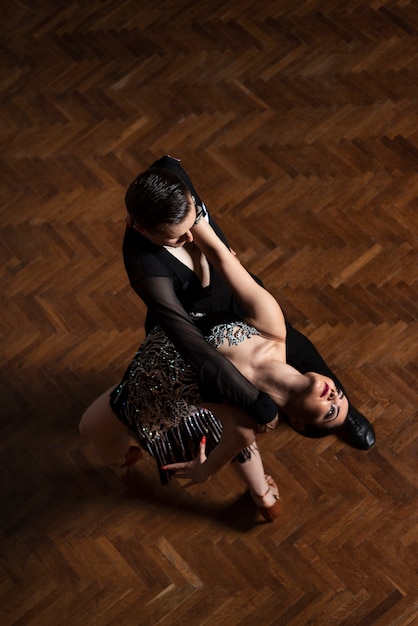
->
[[337, 406, 375, 450]]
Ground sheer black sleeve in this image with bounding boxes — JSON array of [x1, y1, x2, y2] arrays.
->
[[134, 275, 278, 425]]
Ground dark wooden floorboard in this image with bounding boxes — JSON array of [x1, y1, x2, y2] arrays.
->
[[1, 1, 417, 624]]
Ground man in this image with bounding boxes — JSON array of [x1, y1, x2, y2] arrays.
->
[[123, 155, 375, 449]]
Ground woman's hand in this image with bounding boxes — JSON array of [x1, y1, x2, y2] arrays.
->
[[161, 436, 209, 488]]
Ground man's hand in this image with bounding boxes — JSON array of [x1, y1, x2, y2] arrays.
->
[[161, 436, 209, 488], [257, 414, 279, 433]]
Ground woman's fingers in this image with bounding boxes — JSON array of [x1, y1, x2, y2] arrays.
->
[[161, 461, 191, 472], [162, 436, 207, 471], [199, 436, 207, 462], [161, 436, 208, 486]]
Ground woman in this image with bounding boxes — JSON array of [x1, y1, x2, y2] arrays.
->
[[190, 218, 349, 432], [161, 217, 349, 483], [80, 217, 346, 523]]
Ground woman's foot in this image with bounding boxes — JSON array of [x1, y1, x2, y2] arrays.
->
[[250, 475, 280, 522], [110, 445, 142, 478]]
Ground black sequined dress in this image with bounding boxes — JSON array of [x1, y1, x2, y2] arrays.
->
[[110, 315, 261, 483]]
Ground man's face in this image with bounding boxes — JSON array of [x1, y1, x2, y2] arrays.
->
[[133, 202, 196, 248]]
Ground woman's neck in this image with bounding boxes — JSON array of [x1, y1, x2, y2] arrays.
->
[[251, 359, 309, 408]]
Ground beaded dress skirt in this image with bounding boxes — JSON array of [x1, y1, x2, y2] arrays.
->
[[110, 320, 260, 483]]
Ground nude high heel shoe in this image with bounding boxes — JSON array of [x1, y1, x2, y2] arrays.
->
[[251, 476, 280, 522], [111, 445, 142, 478]]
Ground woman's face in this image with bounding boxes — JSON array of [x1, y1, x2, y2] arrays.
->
[[298, 372, 349, 429]]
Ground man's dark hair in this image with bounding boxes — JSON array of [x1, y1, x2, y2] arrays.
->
[[125, 167, 192, 230]]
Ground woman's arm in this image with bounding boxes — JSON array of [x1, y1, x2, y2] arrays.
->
[[163, 402, 257, 486], [192, 219, 286, 340]]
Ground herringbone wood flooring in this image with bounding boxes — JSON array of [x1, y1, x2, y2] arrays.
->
[[1, 1, 417, 625]]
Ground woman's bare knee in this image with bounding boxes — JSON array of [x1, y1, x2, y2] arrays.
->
[[79, 386, 123, 439]]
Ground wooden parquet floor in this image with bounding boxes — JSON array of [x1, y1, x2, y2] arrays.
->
[[1, 1, 417, 624]]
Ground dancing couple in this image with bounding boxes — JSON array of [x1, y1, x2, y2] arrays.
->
[[79, 156, 375, 523]]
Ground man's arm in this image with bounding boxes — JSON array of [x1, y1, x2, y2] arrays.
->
[[133, 274, 278, 425], [124, 155, 277, 424]]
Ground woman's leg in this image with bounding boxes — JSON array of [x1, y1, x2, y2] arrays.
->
[[200, 402, 280, 516], [79, 386, 136, 469], [230, 443, 279, 508]]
